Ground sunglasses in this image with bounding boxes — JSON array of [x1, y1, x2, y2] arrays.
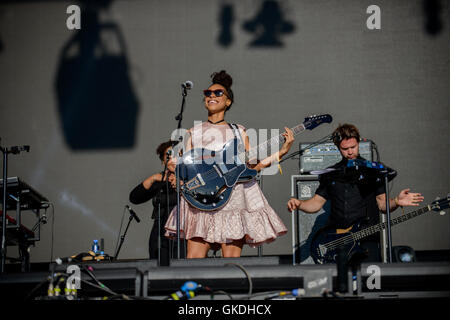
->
[[203, 89, 227, 97]]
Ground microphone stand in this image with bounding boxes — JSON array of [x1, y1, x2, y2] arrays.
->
[[114, 208, 136, 260], [382, 169, 393, 263], [1, 144, 7, 274], [157, 154, 170, 266], [174, 84, 189, 259]]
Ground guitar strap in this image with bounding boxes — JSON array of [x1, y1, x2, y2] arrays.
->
[[227, 123, 245, 147], [227, 123, 248, 164]]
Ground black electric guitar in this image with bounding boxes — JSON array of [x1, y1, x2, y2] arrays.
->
[[177, 114, 332, 211], [310, 196, 449, 264]]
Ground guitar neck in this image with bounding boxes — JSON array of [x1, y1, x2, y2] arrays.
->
[[244, 123, 306, 161], [351, 205, 432, 242]]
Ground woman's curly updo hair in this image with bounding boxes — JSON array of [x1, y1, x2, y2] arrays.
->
[[210, 70, 234, 111], [156, 140, 179, 162]]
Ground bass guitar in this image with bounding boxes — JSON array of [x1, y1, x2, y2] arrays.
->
[[310, 196, 449, 264], [178, 114, 332, 211]]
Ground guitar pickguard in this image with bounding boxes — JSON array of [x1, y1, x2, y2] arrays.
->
[[178, 138, 257, 211]]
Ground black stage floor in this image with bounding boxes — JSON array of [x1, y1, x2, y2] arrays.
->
[[1, 254, 450, 302]]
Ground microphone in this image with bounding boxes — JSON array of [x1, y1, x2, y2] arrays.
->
[[181, 80, 193, 90], [166, 149, 173, 157], [41, 212, 48, 224], [125, 205, 141, 223]]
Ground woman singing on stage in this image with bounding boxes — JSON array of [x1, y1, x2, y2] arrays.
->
[[165, 70, 294, 258]]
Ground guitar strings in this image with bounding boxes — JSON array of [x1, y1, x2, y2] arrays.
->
[[325, 221, 395, 250], [181, 119, 333, 199], [323, 203, 440, 251], [180, 124, 307, 186], [325, 220, 401, 250]]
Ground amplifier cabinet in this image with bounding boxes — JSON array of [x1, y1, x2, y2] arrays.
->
[[299, 141, 373, 173]]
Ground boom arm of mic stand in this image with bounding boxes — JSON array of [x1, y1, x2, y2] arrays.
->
[[279, 149, 302, 164], [279, 133, 333, 164]]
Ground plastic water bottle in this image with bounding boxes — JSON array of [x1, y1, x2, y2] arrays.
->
[[92, 240, 99, 254]]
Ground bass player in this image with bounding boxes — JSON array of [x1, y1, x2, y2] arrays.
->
[[287, 123, 424, 262]]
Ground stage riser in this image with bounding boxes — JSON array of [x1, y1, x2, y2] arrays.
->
[[1, 261, 449, 300]]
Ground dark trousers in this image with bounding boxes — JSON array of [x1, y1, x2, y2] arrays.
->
[[149, 218, 185, 266], [348, 237, 382, 264], [359, 239, 382, 263]]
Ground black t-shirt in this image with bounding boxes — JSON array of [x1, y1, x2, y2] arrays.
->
[[315, 156, 385, 229], [129, 176, 178, 220]]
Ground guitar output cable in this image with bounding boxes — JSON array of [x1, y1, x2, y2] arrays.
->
[[225, 262, 253, 298]]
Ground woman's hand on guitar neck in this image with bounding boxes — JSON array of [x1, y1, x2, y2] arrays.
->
[[246, 127, 295, 171], [279, 127, 295, 158]]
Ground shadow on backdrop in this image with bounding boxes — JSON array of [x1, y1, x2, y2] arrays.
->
[[55, 0, 139, 150], [242, 0, 295, 47], [217, 1, 235, 47], [423, 0, 443, 36]]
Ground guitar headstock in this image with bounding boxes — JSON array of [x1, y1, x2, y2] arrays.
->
[[304, 114, 333, 130], [431, 195, 450, 215]]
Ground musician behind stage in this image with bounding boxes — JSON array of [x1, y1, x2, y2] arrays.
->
[[129, 140, 185, 265], [287, 123, 424, 262]]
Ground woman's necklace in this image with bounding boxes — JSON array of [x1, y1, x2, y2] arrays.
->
[[207, 119, 225, 124]]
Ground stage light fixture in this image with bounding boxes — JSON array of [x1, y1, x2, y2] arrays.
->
[[393, 246, 416, 263]]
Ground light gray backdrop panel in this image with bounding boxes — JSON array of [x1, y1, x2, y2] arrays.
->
[[0, 0, 448, 262]]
